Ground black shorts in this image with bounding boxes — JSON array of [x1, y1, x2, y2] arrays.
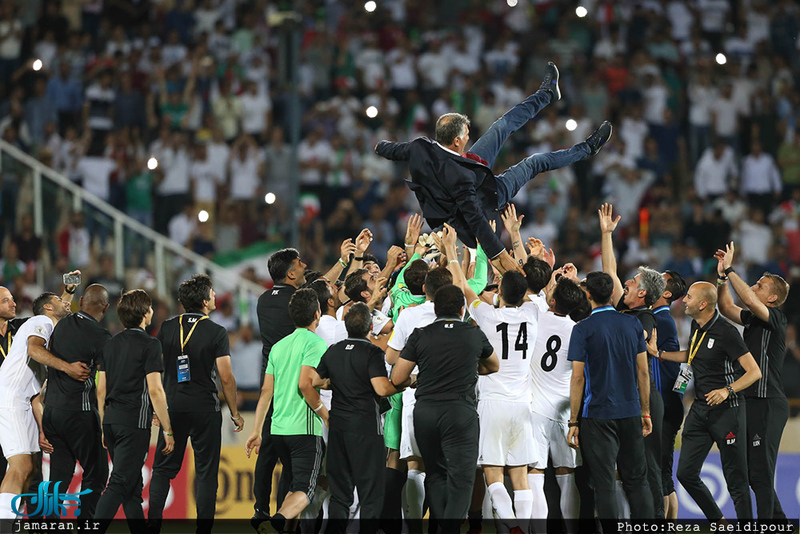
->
[[273, 434, 325, 501]]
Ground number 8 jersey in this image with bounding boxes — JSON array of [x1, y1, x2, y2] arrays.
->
[[469, 299, 538, 403], [530, 310, 577, 423]]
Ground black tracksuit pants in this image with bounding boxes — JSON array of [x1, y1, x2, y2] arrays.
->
[[414, 399, 479, 534], [43, 406, 108, 518], [661, 394, 685, 496], [746, 396, 789, 519], [149, 411, 222, 534], [580, 416, 653, 527], [95, 423, 151, 534], [643, 385, 664, 518], [677, 403, 752, 520], [327, 427, 385, 534]]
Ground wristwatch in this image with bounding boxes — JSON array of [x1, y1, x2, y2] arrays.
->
[[725, 384, 735, 396]]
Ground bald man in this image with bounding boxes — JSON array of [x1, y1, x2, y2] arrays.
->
[[42, 284, 112, 518], [646, 282, 762, 521]]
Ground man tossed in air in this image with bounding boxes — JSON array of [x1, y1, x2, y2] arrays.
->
[[375, 62, 612, 274]]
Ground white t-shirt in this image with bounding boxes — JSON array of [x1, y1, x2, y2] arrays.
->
[[229, 152, 263, 199], [77, 156, 116, 202], [191, 158, 224, 203], [0, 19, 22, 59], [387, 301, 436, 407], [470, 300, 538, 403], [240, 92, 272, 134], [157, 147, 191, 195], [0, 315, 54, 408], [316, 314, 348, 408], [529, 311, 576, 422], [317, 315, 348, 348], [336, 305, 390, 336]]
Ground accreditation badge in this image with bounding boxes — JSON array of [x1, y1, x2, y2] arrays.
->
[[672, 363, 692, 394], [177, 354, 191, 383]]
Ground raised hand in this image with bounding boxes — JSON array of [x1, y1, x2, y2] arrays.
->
[[441, 223, 458, 249], [355, 229, 373, 253], [405, 214, 423, 248], [501, 204, 524, 235], [598, 203, 621, 234], [340, 238, 356, 263], [543, 247, 555, 268], [527, 237, 544, 260]]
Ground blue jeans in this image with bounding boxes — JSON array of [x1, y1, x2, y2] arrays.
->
[[470, 90, 592, 208]]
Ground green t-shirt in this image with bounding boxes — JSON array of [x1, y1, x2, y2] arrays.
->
[[267, 328, 327, 436], [126, 172, 153, 211]]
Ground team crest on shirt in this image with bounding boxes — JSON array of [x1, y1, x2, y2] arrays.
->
[[726, 432, 736, 445], [752, 434, 761, 447], [707, 338, 715, 349]]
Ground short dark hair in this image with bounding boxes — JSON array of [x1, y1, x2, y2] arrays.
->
[[664, 270, 687, 304], [344, 269, 369, 303], [301, 270, 323, 288], [523, 258, 553, 294], [361, 253, 379, 266], [435, 113, 470, 146], [434, 284, 464, 318], [33, 292, 57, 316], [423, 267, 453, 298], [308, 279, 332, 312], [500, 271, 528, 306], [569, 297, 591, 322], [268, 248, 300, 282], [344, 302, 372, 338], [288, 288, 319, 328], [117, 289, 152, 329], [553, 278, 586, 316], [405, 260, 429, 296], [584, 272, 614, 305], [178, 274, 213, 313]]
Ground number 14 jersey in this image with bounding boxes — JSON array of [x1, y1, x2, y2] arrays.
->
[[470, 299, 538, 404], [530, 310, 576, 423]]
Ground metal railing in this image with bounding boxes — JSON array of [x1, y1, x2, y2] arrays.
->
[[0, 139, 266, 318]]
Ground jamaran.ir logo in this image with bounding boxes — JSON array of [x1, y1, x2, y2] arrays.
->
[[11, 481, 92, 518]]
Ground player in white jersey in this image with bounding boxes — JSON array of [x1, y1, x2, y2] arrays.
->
[[384, 266, 453, 528], [528, 276, 588, 532], [423, 219, 535, 529], [0, 292, 87, 520]]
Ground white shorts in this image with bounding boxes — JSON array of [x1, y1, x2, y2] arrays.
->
[[0, 406, 40, 459], [477, 400, 535, 467], [529, 410, 580, 469], [400, 402, 421, 460]]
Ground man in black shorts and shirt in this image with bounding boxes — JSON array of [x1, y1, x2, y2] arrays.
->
[[315, 303, 404, 534], [43, 284, 111, 518], [253, 243, 355, 528], [599, 203, 666, 518], [95, 290, 174, 533], [716, 242, 791, 519], [391, 284, 498, 533], [649, 282, 762, 521], [148, 275, 244, 534]]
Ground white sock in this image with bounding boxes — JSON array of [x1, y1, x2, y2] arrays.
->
[[528, 473, 547, 533], [0, 493, 16, 520], [513, 489, 533, 530], [556, 474, 579, 533], [404, 469, 426, 519], [616, 479, 630, 519], [488, 481, 515, 520]]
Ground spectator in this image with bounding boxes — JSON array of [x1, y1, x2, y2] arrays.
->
[[228, 134, 264, 202], [239, 80, 271, 143], [47, 62, 83, 131], [694, 139, 738, 200], [741, 139, 782, 214], [11, 213, 42, 265], [154, 131, 191, 233]]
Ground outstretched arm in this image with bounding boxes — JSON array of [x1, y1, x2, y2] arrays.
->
[[375, 140, 412, 161], [501, 204, 527, 267], [598, 203, 624, 306], [717, 242, 768, 323]]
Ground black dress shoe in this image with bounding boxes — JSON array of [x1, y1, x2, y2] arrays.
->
[[539, 61, 561, 102], [250, 510, 271, 533], [586, 121, 613, 155]]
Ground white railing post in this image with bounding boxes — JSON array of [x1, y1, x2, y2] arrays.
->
[[32, 167, 43, 237], [114, 218, 124, 281], [155, 243, 167, 299]]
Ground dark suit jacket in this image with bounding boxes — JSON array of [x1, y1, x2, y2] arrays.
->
[[375, 137, 504, 258]]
